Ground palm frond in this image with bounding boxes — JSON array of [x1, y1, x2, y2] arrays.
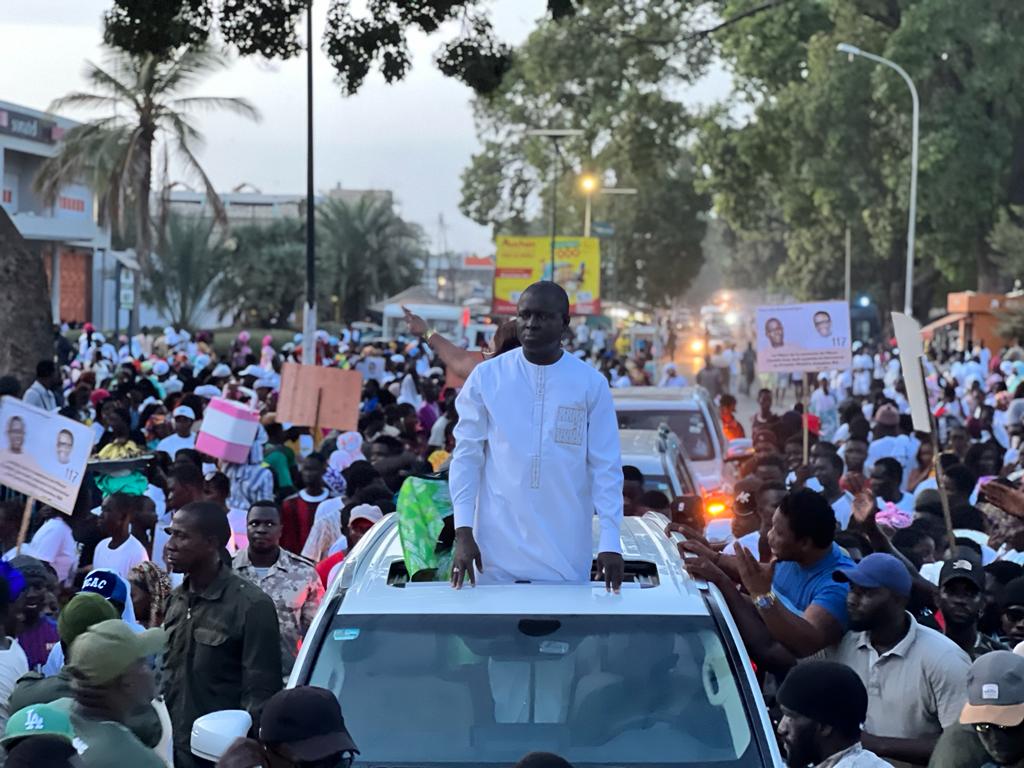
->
[[167, 96, 260, 122]]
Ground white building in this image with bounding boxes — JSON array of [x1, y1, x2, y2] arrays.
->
[[0, 99, 113, 325]]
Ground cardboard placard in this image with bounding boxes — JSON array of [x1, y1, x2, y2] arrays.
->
[[0, 396, 95, 514], [891, 312, 931, 434], [756, 301, 852, 373], [277, 363, 363, 432]]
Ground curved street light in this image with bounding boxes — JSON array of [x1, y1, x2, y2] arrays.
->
[[837, 42, 920, 317]]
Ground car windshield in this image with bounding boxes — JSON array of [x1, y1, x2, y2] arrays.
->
[[617, 410, 716, 461], [306, 613, 761, 767]]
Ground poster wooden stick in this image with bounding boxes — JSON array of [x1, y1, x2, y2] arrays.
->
[[15, 496, 33, 554], [802, 373, 810, 465], [312, 389, 323, 451], [918, 356, 956, 548]]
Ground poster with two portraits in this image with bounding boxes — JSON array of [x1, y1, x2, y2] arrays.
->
[[0, 396, 94, 514], [756, 301, 852, 373]]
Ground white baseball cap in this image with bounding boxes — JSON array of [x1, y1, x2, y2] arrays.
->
[[173, 405, 196, 420], [211, 364, 232, 379], [194, 384, 221, 399], [349, 504, 383, 527]]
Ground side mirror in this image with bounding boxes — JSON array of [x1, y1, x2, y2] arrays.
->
[[191, 710, 252, 761]]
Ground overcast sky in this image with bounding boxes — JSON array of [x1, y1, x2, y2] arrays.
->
[[2, 1, 729, 255]]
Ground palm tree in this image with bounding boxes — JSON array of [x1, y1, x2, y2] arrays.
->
[[141, 212, 227, 329], [318, 196, 426, 323], [35, 45, 259, 275]]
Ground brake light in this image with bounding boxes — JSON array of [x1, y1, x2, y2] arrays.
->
[[703, 490, 731, 518]]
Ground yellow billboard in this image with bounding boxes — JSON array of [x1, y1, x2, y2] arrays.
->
[[493, 236, 601, 315]]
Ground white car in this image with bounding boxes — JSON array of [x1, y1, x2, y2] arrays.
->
[[613, 387, 741, 497], [193, 513, 783, 767]]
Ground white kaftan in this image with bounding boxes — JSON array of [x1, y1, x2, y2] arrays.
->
[[450, 348, 623, 583]]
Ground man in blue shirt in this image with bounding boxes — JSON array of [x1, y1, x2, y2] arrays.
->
[[684, 488, 853, 659]]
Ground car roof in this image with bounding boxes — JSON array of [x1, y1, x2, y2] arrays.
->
[[333, 514, 709, 618], [611, 386, 708, 405]]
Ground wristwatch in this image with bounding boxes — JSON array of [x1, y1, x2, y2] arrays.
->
[[753, 591, 778, 610]]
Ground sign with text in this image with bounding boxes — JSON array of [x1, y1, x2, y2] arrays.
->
[[493, 236, 601, 315], [0, 397, 94, 513], [756, 301, 852, 373], [277, 363, 363, 433]]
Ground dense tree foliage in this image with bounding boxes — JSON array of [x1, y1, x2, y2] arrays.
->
[[459, 0, 711, 306]]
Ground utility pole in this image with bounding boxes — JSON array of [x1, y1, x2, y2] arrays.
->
[[302, 0, 317, 365]]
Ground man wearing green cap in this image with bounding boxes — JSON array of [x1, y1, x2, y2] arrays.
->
[[0, 702, 76, 753], [52, 619, 166, 767], [9, 593, 163, 751]]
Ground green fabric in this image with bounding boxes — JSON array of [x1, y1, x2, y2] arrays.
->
[[262, 450, 293, 491], [50, 698, 164, 768], [93, 472, 148, 497], [396, 474, 453, 581]]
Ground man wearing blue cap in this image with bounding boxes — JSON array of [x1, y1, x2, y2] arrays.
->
[[828, 553, 971, 767]]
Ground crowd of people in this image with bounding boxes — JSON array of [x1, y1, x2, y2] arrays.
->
[[0, 290, 1021, 768]]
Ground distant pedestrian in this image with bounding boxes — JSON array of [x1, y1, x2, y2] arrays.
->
[[696, 356, 722, 399], [777, 660, 890, 767], [22, 360, 59, 412]]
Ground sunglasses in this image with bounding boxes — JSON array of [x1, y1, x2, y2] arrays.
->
[[974, 723, 1013, 734]]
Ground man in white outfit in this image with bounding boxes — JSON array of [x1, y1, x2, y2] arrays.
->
[[450, 281, 625, 591]]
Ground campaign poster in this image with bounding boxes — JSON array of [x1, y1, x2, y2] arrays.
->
[[892, 312, 931, 434], [755, 301, 852, 373], [493, 236, 601, 315], [0, 396, 94, 514]]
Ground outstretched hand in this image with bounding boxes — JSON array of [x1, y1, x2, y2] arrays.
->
[[981, 480, 1024, 520], [402, 305, 428, 337], [451, 527, 483, 589], [733, 542, 776, 597], [596, 551, 625, 593], [850, 489, 879, 529]]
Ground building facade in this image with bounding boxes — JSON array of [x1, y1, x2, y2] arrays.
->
[[0, 99, 111, 325]]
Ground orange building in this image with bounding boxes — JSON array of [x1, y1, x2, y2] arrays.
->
[[922, 291, 1024, 351]]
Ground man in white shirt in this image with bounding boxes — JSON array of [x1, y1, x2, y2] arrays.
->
[[5, 507, 77, 584], [865, 404, 916, 490], [155, 405, 197, 458], [93, 493, 149, 579], [658, 364, 687, 388], [450, 282, 624, 590], [870, 458, 915, 513], [21, 360, 60, 412], [814, 452, 855, 529]]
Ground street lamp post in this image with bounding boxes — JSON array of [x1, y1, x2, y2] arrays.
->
[[577, 175, 638, 237], [837, 43, 919, 317], [302, 0, 317, 366], [528, 128, 583, 279]]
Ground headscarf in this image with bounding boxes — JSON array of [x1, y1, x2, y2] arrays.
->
[[128, 561, 172, 628], [325, 432, 365, 496]]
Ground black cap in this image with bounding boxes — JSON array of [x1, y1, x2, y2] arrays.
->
[[777, 661, 868, 731], [939, 556, 985, 591], [259, 687, 358, 760]]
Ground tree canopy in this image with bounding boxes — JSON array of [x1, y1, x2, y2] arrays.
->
[[696, 0, 1024, 316], [101, 0, 582, 95], [459, 0, 711, 306]]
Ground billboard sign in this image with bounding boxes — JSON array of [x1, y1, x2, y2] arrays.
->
[[493, 236, 601, 315]]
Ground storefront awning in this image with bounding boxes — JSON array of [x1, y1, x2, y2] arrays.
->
[[920, 312, 966, 338]]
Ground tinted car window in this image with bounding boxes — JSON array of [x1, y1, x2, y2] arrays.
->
[[617, 410, 715, 461]]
